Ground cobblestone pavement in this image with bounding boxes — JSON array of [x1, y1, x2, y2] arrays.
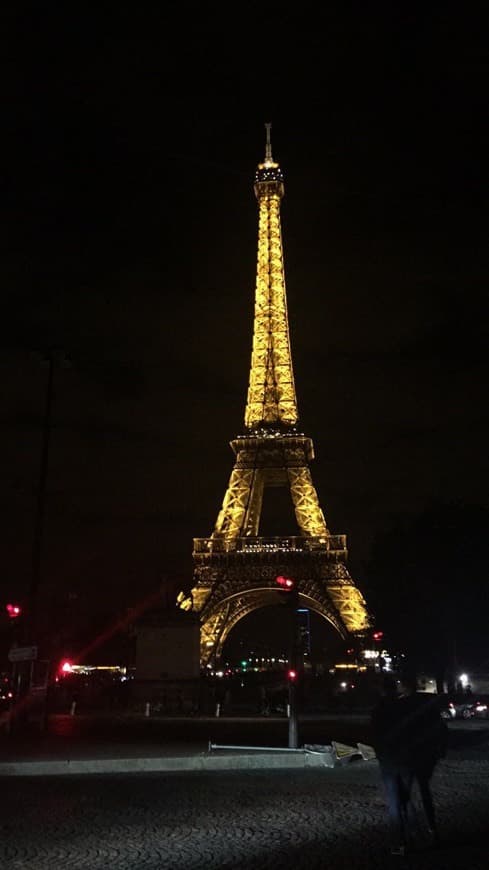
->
[[1, 758, 488, 870]]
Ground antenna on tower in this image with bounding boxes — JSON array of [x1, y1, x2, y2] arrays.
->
[[265, 122, 273, 163]]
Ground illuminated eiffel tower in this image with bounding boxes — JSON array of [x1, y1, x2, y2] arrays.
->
[[178, 126, 371, 666]]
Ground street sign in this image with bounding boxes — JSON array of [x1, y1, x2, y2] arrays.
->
[[8, 645, 38, 663]]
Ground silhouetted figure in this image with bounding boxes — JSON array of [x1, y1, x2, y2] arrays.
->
[[258, 684, 271, 716], [371, 675, 407, 854], [371, 671, 447, 856], [398, 672, 447, 844]]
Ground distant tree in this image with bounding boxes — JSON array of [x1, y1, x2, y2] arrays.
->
[[365, 503, 489, 690]]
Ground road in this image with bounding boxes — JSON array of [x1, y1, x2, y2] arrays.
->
[[2, 710, 488, 760]]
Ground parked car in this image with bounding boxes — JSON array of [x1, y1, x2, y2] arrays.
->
[[442, 698, 488, 720], [0, 680, 13, 711]]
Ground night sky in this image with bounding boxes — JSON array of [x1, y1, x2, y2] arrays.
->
[[2, 6, 488, 658]]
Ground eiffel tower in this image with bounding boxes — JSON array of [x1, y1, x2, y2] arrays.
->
[[178, 125, 371, 666]]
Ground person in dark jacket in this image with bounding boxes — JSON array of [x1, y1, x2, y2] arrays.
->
[[371, 671, 447, 855], [371, 674, 410, 854]]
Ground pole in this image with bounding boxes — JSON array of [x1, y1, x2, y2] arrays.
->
[[29, 351, 55, 641], [288, 680, 298, 748], [9, 353, 55, 734], [288, 596, 300, 749], [22, 349, 68, 732]]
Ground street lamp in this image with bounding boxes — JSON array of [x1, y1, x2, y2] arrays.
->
[[8, 349, 70, 732], [275, 575, 300, 748], [28, 348, 70, 641]]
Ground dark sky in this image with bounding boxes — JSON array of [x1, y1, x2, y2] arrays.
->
[[2, 5, 488, 634]]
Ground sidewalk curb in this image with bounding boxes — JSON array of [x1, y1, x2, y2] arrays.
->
[[0, 750, 338, 777]]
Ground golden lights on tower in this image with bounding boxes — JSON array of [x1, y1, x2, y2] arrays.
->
[[245, 123, 298, 429], [177, 126, 372, 662]]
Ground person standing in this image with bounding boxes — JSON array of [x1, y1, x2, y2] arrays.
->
[[371, 674, 410, 855], [395, 671, 447, 845], [371, 670, 447, 855]]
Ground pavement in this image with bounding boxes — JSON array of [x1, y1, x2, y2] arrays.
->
[[1, 758, 488, 869], [0, 713, 346, 776], [0, 712, 488, 777], [1, 715, 488, 868]]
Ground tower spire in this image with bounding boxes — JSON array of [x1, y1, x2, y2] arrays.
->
[[245, 127, 298, 429], [265, 121, 273, 163]]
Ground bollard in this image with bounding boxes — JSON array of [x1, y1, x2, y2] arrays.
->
[[144, 702, 151, 717], [70, 701, 77, 717], [215, 702, 221, 717]]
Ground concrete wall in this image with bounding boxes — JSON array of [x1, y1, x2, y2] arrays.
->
[[135, 619, 200, 681]]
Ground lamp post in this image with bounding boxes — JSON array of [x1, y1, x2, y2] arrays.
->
[[275, 575, 300, 748], [287, 605, 301, 749], [29, 350, 70, 636], [9, 350, 69, 732], [29, 351, 53, 639]]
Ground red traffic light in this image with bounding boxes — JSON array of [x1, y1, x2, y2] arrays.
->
[[275, 575, 295, 589], [6, 603, 21, 619], [287, 669, 297, 681], [59, 660, 73, 675], [373, 631, 384, 641]]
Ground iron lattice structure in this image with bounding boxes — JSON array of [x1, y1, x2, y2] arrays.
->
[[178, 126, 372, 665]]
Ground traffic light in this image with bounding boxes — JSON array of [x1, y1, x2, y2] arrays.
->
[[373, 631, 384, 642], [6, 603, 22, 619], [275, 576, 299, 607], [275, 575, 295, 590], [287, 669, 297, 681]]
